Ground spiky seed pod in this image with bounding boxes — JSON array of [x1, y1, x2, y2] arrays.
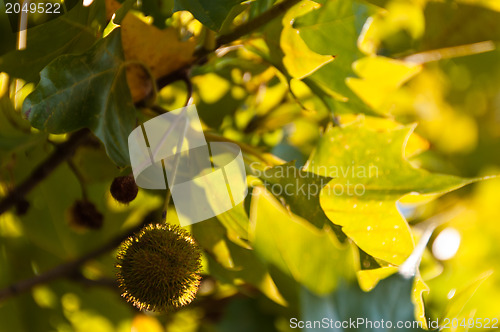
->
[[67, 200, 103, 230], [110, 175, 138, 204], [116, 223, 202, 312]]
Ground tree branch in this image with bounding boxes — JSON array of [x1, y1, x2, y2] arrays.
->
[[0, 211, 158, 301], [204, 131, 283, 165], [214, 0, 300, 49], [157, 0, 301, 89], [69, 272, 119, 291], [0, 0, 300, 300], [0, 0, 298, 218], [0, 129, 91, 216]]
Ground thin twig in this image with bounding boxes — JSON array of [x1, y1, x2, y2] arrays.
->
[[1, 0, 296, 218], [0, 211, 158, 301], [67, 159, 88, 200], [157, 0, 301, 89], [0, 0, 299, 300], [213, 0, 300, 50], [0, 129, 90, 216], [204, 132, 283, 165], [70, 272, 119, 291]]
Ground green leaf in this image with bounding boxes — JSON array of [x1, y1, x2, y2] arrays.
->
[[245, 0, 376, 118], [140, 0, 174, 29], [0, 0, 104, 82], [0, 243, 59, 332], [293, 0, 370, 59], [346, 56, 422, 111], [217, 298, 278, 332], [293, 0, 376, 114], [173, 0, 243, 31], [300, 274, 430, 331], [249, 186, 352, 295], [197, 218, 288, 306], [257, 161, 345, 239], [22, 28, 136, 167], [421, 2, 500, 51], [192, 218, 236, 269], [280, 1, 334, 80], [113, 0, 136, 24], [0, 95, 41, 160], [0, 4, 16, 56], [442, 270, 493, 321], [300, 236, 438, 331], [306, 118, 474, 265], [70, 145, 122, 182], [216, 202, 251, 247]]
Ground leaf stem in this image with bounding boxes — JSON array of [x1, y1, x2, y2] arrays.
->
[[204, 131, 283, 166], [67, 159, 88, 200], [0, 211, 158, 301]]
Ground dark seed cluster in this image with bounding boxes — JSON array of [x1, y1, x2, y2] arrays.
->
[[67, 200, 103, 230]]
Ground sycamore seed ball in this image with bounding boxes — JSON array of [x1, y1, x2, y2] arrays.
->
[[116, 223, 202, 312]]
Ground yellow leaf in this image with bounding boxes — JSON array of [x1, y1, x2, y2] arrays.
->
[[357, 266, 429, 329], [353, 56, 422, 88], [347, 56, 422, 110], [358, 2, 425, 56], [338, 115, 429, 158], [309, 119, 472, 265], [413, 274, 430, 330], [357, 266, 398, 291], [132, 314, 164, 332], [281, 1, 334, 79], [443, 270, 493, 321], [106, 0, 196, 102], [250, 186, 353, 295]]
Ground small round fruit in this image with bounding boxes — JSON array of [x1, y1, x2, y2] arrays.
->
[[110, 175, 138, 204], [116, 223, 202, 312], [67, 200, 103, 230]]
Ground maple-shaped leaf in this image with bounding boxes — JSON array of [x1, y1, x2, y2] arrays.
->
[[106, 0, 196, 102], [301, 229, 443, 331], [256, 161, 345, 239], [292, 0, 377, 115], [305, 117, 474, 265], [300, 273, 434, 332], [22, 29, 135, 167], [0, 0, 104, 83], [173, 0, 243, 32], [249, 186, 353, 295]]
